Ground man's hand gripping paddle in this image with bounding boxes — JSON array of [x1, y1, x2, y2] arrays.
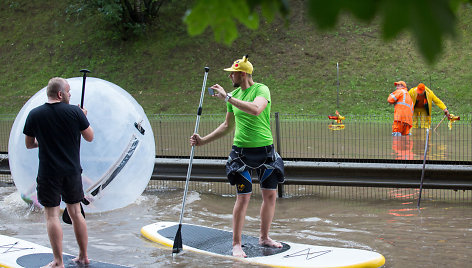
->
[[172, 67, 210, 254], [63, 69, 91, 224]]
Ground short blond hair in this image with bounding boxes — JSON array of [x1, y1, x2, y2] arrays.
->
[[47, 77, 67, 99]]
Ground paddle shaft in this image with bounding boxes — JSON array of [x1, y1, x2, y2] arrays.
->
[[173, 67, 209, 253], [79, 69, 90, 204], [63, 69, 91, 223], [417, 128, 430, 208]]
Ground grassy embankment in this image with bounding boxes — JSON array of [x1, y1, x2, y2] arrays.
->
[[1, 0, 471, 117]]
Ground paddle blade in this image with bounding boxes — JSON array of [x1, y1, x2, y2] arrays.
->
[[172, 224, 183, 254], [62, 208, 72, 225], [62, 203, 85, 225]]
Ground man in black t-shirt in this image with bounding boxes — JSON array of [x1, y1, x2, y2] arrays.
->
[[23, 77, 94, 268]]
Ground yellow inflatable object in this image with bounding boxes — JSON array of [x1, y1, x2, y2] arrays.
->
[[329, 124, 345, 130], [448, 114, 460, 130], [328, 110, 345, 131]]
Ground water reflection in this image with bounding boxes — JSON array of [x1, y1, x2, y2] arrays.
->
[[387, 208, 418, 217], [388, 189, 420, 200], [391, 135, 414, 160], [411, 128, 430, 160], [391, 128, 450, 161]]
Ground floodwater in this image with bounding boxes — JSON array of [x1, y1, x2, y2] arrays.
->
[[0, 183, 471, 268]]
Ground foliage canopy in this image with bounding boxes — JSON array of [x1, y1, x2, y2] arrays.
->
[[184, 0, 471, 63]]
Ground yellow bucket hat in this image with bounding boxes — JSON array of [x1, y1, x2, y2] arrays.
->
[[224, 54, 253, 74]]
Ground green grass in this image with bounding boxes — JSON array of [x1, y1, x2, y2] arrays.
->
[[1, 0, 471, 117]]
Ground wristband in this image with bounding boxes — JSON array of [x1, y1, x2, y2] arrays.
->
[[225, 93, 232, 102]]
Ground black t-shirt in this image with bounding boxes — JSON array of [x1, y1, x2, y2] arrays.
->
[[23, 102, 90, 177]]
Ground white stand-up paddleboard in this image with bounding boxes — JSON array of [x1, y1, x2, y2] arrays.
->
[[0, 235, 130, 268], [141, 221, 385, 268]]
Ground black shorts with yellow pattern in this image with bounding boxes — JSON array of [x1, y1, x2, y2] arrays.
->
[[225, 145, 285, 194]]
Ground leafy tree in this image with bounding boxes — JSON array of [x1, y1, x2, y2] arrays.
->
[[183, 0, 472, 63]]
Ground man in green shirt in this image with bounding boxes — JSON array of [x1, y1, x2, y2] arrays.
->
[[190, 55, 284, 258]]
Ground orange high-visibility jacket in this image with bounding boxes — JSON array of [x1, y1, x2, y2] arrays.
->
[[388, 88, 413, 126]]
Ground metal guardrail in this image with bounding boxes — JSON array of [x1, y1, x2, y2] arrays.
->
[[152, 158, 472, 191]]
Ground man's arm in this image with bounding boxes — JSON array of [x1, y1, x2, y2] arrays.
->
[[25, 135, 38, 149], [190, 112, 235, 146], [81, 126, 94, 142], [387, 91, 398, 104], [227, 96, 268, 116], [211, 84, 268, 116], [428, 89, 448, 114], [78, 106, 94, 142]]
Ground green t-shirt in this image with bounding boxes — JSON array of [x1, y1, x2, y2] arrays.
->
[[227, 83, 273, 148]]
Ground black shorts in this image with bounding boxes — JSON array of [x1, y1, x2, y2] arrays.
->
[[36, 174, 84, 207], [226, 145, 285, 194], [233, 168, 280, 194]]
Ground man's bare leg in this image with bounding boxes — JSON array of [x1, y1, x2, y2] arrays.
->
[[42, 206, 64, 268], [66, 203, 90, 265], [259, 189, 282, 248], [232, 193, 251, 257]]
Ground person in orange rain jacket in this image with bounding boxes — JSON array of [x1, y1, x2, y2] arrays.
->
[[408, 83, 450, 129], [387, 81, 414, 136]]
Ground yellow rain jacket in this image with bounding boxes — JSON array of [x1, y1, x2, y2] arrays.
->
[[408, 86, 447, 128]]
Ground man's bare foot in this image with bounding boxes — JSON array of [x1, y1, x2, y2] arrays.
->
[[232, 244, 247, 258], [72, 256, 90, 265], [259, 237, 282, 248], [41, 261, 64, 268]]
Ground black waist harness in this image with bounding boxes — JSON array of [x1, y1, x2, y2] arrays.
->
[[225, 144, 285, 185]]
